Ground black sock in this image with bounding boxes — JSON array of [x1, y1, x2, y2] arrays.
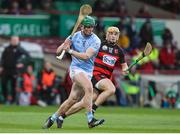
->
[[61, 113, 67, 119], [92, 104, 98, 113]]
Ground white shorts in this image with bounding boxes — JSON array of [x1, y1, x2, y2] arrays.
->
[[95, 80, 102, 89], [69, 67, 92, 81]]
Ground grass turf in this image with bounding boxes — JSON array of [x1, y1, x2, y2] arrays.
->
[[0, 105, 180, 133]]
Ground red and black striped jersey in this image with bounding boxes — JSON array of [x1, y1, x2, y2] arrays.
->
[[93, 40, 125, 78]]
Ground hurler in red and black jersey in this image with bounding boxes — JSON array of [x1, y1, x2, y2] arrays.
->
[[93, 40, 125, 79], [91, 27, 128, 91], [90, 26, 129, 115]]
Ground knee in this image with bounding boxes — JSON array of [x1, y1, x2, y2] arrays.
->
[[84, 83, 93, 94], [105, 85, 116, 96], [109, 87, 116, 95]]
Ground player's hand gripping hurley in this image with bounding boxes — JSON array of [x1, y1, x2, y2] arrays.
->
[[56, 4, 92, 60], [127, 42, 152, 71]]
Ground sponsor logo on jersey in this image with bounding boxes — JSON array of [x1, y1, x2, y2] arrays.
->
[[109, 47, 113, 53], [94, 43, 100, 50], [103, 55, 117, 66], [114, 49, 118, 54], [102, 45, 108, 51], [82, 40, 86, 47]]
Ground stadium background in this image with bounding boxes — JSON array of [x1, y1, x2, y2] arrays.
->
[[0, 0, 180, 132]]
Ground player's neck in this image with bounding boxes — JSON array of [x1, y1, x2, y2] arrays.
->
[[106, 40, 116, 46], [81, 31, 93, 38]]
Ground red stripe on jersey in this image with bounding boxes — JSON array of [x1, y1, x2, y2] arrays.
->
[[93, 71, 101, 76], [93, 66, 111, 76]]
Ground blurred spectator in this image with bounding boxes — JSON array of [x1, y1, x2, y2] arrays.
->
[[40, 0, 53, 11], [22, 2, 34, 15], [0, 0, 49, 14], [148, 43, 160, 70], [113, 65, 141, 106], [159, 40, 176, 70], [17, 65, 36, 106], [93, 0, 109, 12], [37, 61, 58, 105], [0, 0, 9, 14], [109, 0, 128, 15], [126, 16, 141, 50], [118, 29, 130, 50], [138, 0, 180, 14], [0, 36, 30, 104], [166, 0, 180, 14], [122, 65, 141, 106], [166, 90, 178, 108], [0, 0, 20, 14], [161, 27, 173, 45], [175, 48, 180, 69], [112, 65, 127, 106], [8, 1, 20, 15], [132, 43, 159, 73], [116, 17, 127, 32], [139, 19, 154, 48], [136, 4, 152, 18], [126, 16, 136, 39], [58, 71, 71, 102], [95, 17, 105, 40], [145, 80, 158, 107]]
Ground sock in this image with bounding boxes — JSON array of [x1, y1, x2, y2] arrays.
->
[[58, 116, 64, 121], [61, 113, 67, 119], [51, 113, 58, 122], [87, 111, 93, 123], [58, 113, 66, 121], [92, 104, 98, 113]]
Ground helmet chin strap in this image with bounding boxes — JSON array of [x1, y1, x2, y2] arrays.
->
[[81, 30, 92, 37]]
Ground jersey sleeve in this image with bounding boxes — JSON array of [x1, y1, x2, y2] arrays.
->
[[119, 48, 125, 63], [90, 38, 101, 53], [67, 31, 79, 41], [66, 35, 72, 40]]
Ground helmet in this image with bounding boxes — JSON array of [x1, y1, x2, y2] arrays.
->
[[81, 16, 95, 27], [106, 26, 120, 34]]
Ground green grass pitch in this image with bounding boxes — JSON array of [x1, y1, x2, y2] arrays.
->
[[0, 105, 180, 133]]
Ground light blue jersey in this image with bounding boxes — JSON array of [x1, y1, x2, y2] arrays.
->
[[69, 31, 101, 74]]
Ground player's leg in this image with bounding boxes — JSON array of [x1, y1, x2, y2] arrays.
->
[[55, 83, 83, 116], [65, 89, 98, 117], [42, 83, 83, 129], [57, 73, 104, 128], [57, 91, 97, 128], [92, 78, 116, 114], [1, 75, 9, 104], [56, 89, 103, 128], [73, 72, 94, 122]]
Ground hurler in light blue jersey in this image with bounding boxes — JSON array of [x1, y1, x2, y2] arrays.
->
[[69, 31, 101, 77], [43, 15, 105, 129]]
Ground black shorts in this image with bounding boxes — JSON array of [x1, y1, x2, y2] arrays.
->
[[91, 74, 108, 93]]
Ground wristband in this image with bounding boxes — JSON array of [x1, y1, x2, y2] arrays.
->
[[69, 36, 72, 40], [68, 49, 73, 54]]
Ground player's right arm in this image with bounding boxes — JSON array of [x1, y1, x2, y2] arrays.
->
[[64, 39, 101, 60], [56, 38, 72, 55]]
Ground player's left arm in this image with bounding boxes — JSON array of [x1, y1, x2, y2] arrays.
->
[[119, 48, 129, 75], [68, 47, 96, 60], [121, 62, 129, 75], [66, 40, 101, 60]]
